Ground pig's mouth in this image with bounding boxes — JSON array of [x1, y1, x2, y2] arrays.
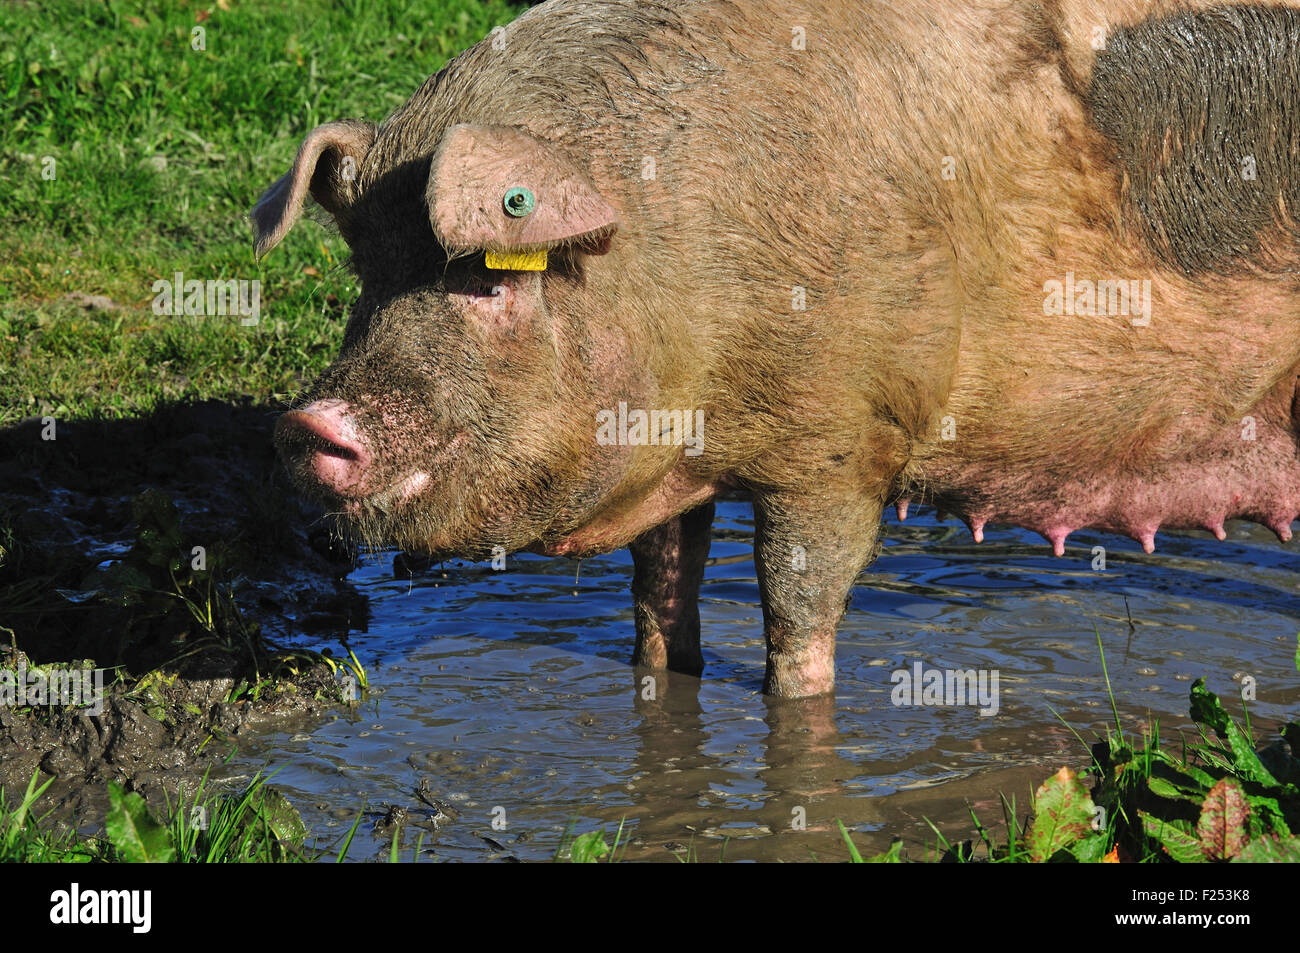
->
[[338, 430, 470, 515], [343, 469, 431, 517], [329, 429, 475, 552], [278, 401, 468, 509]]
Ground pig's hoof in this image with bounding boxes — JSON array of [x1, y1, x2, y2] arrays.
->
[[762, 650, 835, 698]]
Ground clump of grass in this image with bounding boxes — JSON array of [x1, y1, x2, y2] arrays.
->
[[156, 769, 311, 863], [841, 632, 1300, 863], [0, 768, 370, 863], [0, 774, 103, 862]]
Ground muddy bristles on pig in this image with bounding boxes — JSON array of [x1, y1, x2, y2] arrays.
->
[[259, 0, 1300, 698]]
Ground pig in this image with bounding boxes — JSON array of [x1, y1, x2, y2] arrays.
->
[[258, 0, 1300, 698]]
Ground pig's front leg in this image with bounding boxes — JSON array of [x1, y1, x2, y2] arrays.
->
[[752, 490, 884, 697], [628, 502, 715, 677]]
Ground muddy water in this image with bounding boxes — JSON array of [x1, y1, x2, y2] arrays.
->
[[227, 500, 1299, 861]]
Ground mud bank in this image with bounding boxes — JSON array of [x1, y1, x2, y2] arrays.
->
[[0, 399, 367, 820]]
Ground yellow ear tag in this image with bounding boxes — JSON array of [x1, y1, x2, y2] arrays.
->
[[485, 248, 548, 271]]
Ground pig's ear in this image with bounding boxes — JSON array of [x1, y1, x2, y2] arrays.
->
[[252, 120, 377, 259], [428, 124, 618, 257]]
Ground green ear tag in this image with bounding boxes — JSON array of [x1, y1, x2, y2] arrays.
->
[[503, 187, 535, 218]]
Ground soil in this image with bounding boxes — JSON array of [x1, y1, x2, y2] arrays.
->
[[0, 398, 367, 821]]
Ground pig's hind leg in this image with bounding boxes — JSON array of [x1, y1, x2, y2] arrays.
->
[[628, 502, 715, 677], [752, 489, 885, 698]]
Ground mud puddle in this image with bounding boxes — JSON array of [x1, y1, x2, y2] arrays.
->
[[223, 501, 1299, 862], [0, 401, 363, 822]]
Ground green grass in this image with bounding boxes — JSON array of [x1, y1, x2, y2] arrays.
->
[[0, 774, 101, 862], [0, 0, 527, 424], [0, 768, 370, 862]]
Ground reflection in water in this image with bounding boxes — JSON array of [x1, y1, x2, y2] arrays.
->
[[619, 675, 858, 857], [227, 501, 1300, 861]]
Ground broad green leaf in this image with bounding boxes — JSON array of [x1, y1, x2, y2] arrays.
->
[[1027, 767, 1095, 862], [1140, 813, 1205, 863], [569, 829, 609, 863], [106, 783, 175, 863], [1147, 775, 1205, 803], [1149, 749, 1218, 789], [1068, 834, 1111, 863], [1244, 795, 1291, 837], [865, 838, 904, 863], [255, 788, 306, 845], [1232, 835, 1300, 862], [1197, 778, 1252, 861], [1189, 680, 1278, 785]]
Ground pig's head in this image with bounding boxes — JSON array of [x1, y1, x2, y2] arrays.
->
[[255, 119, 635, 560]]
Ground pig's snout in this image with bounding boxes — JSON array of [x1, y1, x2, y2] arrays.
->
[[276, 399, 373, 497]]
